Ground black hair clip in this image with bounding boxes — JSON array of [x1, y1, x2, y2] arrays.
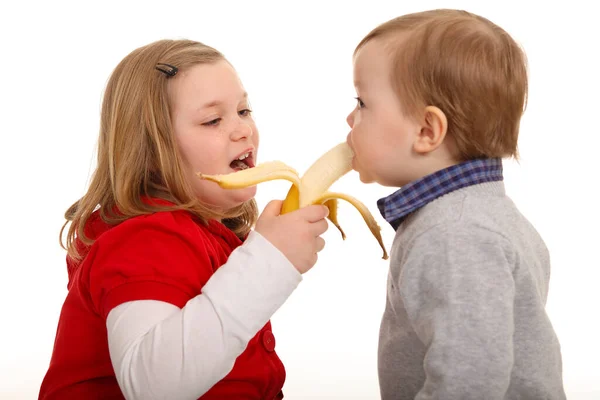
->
[[155, 63, 178, 77]]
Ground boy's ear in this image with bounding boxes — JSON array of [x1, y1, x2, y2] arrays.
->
[[413, 106, 448, 154]]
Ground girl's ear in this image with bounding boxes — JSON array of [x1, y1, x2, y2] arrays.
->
[[413, 106, 448, 154]]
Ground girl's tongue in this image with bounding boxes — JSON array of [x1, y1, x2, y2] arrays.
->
[[230, 159, 249, 171]]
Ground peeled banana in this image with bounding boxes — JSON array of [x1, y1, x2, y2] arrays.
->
[[197, 142, 388, 260]]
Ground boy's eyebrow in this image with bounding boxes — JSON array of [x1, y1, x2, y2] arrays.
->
[[199, 92, 248, 109]]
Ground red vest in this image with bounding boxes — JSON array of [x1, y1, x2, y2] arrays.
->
[[39, 207, 286, 399]]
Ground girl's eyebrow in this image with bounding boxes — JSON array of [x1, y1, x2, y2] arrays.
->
[[199, 92, 248, 109]]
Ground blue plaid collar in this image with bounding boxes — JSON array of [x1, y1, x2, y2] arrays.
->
[[377, 158, 503, 230]]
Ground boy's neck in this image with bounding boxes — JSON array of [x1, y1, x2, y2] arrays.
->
[[405, 155, 462, 186]]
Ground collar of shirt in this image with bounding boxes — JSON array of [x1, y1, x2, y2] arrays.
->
[[377, 158, 503, 230]]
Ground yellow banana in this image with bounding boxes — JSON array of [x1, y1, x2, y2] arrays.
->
[[197, 142, 388, 260]]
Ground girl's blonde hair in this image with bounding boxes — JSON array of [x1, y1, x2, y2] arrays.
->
[[61, 39, 258, 261], [356, 9, 528, 160]]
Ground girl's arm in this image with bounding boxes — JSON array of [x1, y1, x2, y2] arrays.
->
[[106, 230, 301, 399]]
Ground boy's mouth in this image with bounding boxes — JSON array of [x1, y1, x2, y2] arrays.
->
[[229, 151, 255, 171]]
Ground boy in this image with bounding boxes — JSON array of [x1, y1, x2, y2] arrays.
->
[[345, 9, 566, 399]]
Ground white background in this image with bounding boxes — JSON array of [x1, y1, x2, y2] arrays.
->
[[1, 0, 598, 399]]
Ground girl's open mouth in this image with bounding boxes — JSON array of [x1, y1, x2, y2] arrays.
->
[[229, 151, 255, 171]]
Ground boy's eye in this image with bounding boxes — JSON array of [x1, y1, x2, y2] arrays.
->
[[355, 97, 365, 109], [239, 108, 253, 117], [202, 118, 221, 126]]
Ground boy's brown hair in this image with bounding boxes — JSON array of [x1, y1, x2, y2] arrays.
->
[[356, 9, 528, 160], [61, 39, 258, 261]]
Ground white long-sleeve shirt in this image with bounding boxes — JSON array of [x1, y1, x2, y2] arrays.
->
[[106, 230, 301, 399]]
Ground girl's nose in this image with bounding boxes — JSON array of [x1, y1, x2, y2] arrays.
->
[[231, 120, 253, 141]]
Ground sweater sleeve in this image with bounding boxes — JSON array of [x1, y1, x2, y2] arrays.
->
[[105, 230, 301, 399], [399, 224, 516, 400]]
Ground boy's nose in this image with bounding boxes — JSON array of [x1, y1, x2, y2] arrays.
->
[[346, 111, 354, 127]]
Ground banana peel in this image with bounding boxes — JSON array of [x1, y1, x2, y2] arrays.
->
[[197, 142, 388, 260]]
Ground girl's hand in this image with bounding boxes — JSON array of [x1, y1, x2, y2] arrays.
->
[[255, 200, 329, 274]]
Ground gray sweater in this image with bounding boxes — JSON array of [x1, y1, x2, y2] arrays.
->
[[378, 181, 566, 399]]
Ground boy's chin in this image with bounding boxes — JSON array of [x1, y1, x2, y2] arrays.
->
[[356, 170, 376, 184]]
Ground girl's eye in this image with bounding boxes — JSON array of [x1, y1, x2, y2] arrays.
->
[[202, 118, 221, 126], [239, 108, 253, 117], [355, 97, 365, 109]]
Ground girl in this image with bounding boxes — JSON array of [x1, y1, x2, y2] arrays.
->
[[39, 39, 329, 400]]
